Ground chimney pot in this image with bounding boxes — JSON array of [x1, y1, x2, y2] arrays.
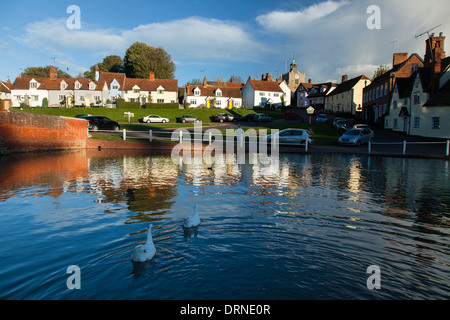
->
[[149, 72, 155, 81], [342, 75, 348, 83]]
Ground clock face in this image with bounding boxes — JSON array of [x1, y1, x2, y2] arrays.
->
[[295, 74, 299, 79]]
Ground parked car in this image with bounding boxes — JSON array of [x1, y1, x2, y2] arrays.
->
[[338, 128, 374, 146], [142, 114, 169, 123], [284, 111, 300, 120], [352, 124, 370, 130], [335, 119, 350, 132], [80, 116, 120, 131], [254, 113, 273, 122], [75, 114, 91, 118], [316, 114, 327, 123], [176, 115, 201, 123], [240, 114, 257, 122], [265, 129, 313, 146], [332, 117, 344, 127], [213, 113, 234, 123]]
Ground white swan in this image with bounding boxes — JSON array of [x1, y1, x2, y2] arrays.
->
[[183, 203, 201, 228], [131, 224, 156, 262]]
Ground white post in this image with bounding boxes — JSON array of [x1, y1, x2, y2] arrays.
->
[[209, 131, 212, 145], [368, 140, 371, 154], [305, 139, 308, 152], [123, 129, 126, 141], [446, 140, 449, 156], [179, 130, 182, 143], [403, 140, 406, 155], [149, 130, 152, 142]]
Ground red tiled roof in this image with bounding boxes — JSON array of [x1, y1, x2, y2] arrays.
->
[[247, 79, 283, 93], [11, 77, 105, 90], [185, 84, 242, 98], [124, 78, 178, 92], [98, 72, 126, 87], [0, 81, 11, 93]]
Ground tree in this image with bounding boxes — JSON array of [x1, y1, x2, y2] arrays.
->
[[372, 65, 390, 80], [22, 66, 71, 78], [124, 42, 176, 79], [84, 55, 124, 79]]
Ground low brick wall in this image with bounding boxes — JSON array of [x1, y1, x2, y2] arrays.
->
[[0, 110, 88, 153]]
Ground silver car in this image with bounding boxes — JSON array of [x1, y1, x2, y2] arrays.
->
[[265, 129, 313, 145], [143, 115, 169, 123], [339, 128, 374, 146]]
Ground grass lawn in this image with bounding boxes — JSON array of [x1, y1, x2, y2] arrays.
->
[[14, 107, 274, 123]]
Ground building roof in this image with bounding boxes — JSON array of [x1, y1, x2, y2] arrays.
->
[[296, 82, 316, 93], [98, 72, 126, 87], [185, 84, 242, 99], [123, 78, 178, 92], [307, 82, 338, 98], [0, 81, 11, 93], [424, 78, 450, 107], [11, 77, 105, 91], [327, 75, 370, 97], [247, 79, 283, 93]]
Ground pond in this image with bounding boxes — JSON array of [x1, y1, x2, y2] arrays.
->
[[0, 149, 449, 300]]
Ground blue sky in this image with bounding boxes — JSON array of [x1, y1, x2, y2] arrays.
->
[[1, 0, 449, 86]]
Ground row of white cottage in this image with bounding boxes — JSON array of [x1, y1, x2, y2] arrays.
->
[[5, 67, 178, 108]]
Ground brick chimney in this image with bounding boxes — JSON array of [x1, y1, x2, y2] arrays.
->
[[425, 32, 446, 67], [341, 75, 348, 83], [230, 76, 235, 83], [203, 76, 207, 87], [431, 47, 443, 96], [393, 53, 408, 67], [308, 79, 312, 83], [49, 66, 57, 80], [149, 72, 155, 81]]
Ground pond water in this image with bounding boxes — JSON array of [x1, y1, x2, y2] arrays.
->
[[0, 149, 449, 300]]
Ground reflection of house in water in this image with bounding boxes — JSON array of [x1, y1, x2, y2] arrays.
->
[[87, 155, 179, 215]]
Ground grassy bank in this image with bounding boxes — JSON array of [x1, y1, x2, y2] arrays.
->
[[14, 107, 281, 123]]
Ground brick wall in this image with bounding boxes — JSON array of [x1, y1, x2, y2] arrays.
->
[[0, 110, 88, 152]]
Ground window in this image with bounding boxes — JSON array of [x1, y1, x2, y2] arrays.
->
[[157, 99, 164, 103], [60, 82, 66, 90], [112, 85, 118, 90], [190, 99, 197, 105], [411, 63, 418, 72], [404, 99, 408, 106], [393, 100, 398, 109], [79, 96, 85, 102], [30, 82, 37, 89], [413, 117, 420, 128], [216, 100, 221, 106], [75, 82, 81, 90], [432, 117, 440, 129], [376, 87, 379, 99], [94, 96, 100, 102], [32, 95, 38, 101], [194, 89, 200, 96], [133, 88, 140, 93], [158, 88, 164, 94], [128, 98, 136, 103], [414, 95, 420, 105], [216, 90, 222, 97], [58, 95, 65, 101], [259, 92, 265, 96], [394, 118, 398, 129], [89, 83, 96, 90], [274, 93, 279, 97]]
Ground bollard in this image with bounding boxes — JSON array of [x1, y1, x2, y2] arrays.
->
[[403, 140, 406, 155], [149, 130, 152, 142], [447, 140, 449, 156], [305, 139, 308, 152], [209, 132, 212, 145], [123, 129, 126, 141], [179, 130, 182, 143], [368, 140, 371, 154]]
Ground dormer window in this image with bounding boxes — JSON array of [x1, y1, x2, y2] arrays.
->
[[30, 81, 38, 89], [194, 87, 200, 96], [89, 82, 96, 90], [215, 89, 222, 97], [133, 85, 140, 93], [157, 86, 164, 94], [74, 81, 81, 90], [60, 81, 67, 90]]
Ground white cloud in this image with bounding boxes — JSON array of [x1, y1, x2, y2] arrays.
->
[[15, 16, 264, 64], [256, 0, 351, 33]]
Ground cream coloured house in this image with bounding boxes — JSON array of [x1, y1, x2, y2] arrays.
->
[[123, 72, 178, 105], [325, 75, 371, 115]]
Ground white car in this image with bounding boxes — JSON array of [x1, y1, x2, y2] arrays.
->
[[265, 129, 313, 146], [142, 115, 169, 123], [339, 128, 374, 146]]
